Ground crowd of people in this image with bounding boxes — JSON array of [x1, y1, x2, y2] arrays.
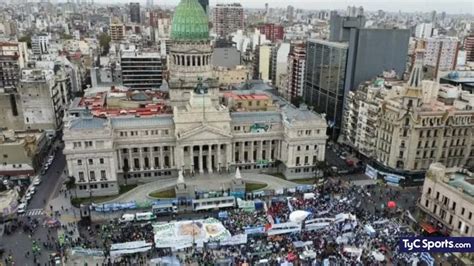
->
[[58, 179, 424, 265]]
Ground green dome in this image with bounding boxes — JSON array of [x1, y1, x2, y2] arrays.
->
[[171, 0, 209, 41]]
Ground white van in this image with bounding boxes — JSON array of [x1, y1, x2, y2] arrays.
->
[[119, 214, 135, 223], [135, 212, 156, 221]]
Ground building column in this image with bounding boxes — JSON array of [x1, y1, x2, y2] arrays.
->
[[276, 140, 281, 160], [240, 141, 245, 162], [217, 144, 221, 172], [159, 146, 164, 169], [269, 140, 272, 161], [207, 145, 213, 173], [149, 149, 153, 170], [117, 150, 122, 170], [258, 141, 263, 161], [189, 145, 194, 174], [139, 147, 144, 170], [128, 147, 133, 170], [287, 145, 293, 166], [250, 141, 254, 162], [198, 145, 203, 173], [170, 146, 175, 168], [226, 143, 232, 171]]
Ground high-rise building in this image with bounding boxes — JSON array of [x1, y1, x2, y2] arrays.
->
[[31, 33, 50, 55], [271, 43, 290, 91], [0, 41, 28, 90], [213, 3, 244, 38], [286, 5, 294, 23], [110, 23, 125, 41], [257, 45, 272, 82], [130, 2, 141, 23], [421, 37, 459, 73], [305, 14, 409, 139], [198, 0, 209, 14], [146, 0, 153, 8], [18, 69, 71, 130], [304, 40, 349, 138], [415, 23, 433, 38], [342, 50, 474, 184], [464, 35, 474, 62], [257, 23, 284, 43], [286, 43, 306, 101], [120, 50, 164, 89]]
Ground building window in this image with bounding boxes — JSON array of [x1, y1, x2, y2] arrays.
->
[[457, 221, 462, 230], [134, 158, 140, 169], [85, 141, 93, 148], [433, 204, 437, 214], [449, 214, 453, 225], [78, 172, 84, 181], [465, 226, 470, 234], [427, 187, 431, 194], [88, 159, 93, 165], [425, 200, 429, 207], [469, 212, 472, 220], [297, 146, 301, 151], [295, 157, 300, 165], [77, 160, 82, 165], [89, 171, 95, 181], [100, 158, 104, 164], [73, 142, 82, 148], [451, 201, 456, 211], [435, 191, 440, 200], [462, 207, 465, 216], [100, 170, 106, 180], [133, 148, 138, 153]]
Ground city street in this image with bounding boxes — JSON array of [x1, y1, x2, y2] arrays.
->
[[0, 148, 66, 265], [28, 149, 66, 210]]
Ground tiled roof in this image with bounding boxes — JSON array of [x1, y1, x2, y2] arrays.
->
[[110, 115, 174, 128], [231, 111, 281, 123], [69, 117, 107, 129]]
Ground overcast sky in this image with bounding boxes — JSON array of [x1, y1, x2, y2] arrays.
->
[[121, 0, 474, 14]]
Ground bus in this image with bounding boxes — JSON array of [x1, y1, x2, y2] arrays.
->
[[152, 204, 178, 216], [135, 212, 157, 221], [192, 196, 236, 211]]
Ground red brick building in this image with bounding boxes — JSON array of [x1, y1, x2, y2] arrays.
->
[[258, 23, 284, 42]]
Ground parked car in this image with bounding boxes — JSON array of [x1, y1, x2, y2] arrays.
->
[[17, 203, 26, 214], [33, 177, 41, 186]]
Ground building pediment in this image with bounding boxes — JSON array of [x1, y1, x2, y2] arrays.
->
[[177, 124, 232, 142]]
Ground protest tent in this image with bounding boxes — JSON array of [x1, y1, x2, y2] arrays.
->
[[289, 210, 311, 223]]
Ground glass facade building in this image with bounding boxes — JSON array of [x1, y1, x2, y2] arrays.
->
[[303, 40, 348, 138]]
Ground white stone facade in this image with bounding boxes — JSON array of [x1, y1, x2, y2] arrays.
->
[[418, 163, 474, 237], [63, 99, 327, 198]]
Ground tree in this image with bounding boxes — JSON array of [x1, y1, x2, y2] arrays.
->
[[122, 164, 130, 186], [65, 175, 77, 199], [18, 35, 32, 49], [98, 33, 111, 56]]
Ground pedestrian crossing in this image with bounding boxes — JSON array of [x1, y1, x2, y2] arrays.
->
[[19, 208, 45, 217]]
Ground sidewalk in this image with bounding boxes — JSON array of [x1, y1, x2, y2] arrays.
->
[[47, 179, 81, 240]]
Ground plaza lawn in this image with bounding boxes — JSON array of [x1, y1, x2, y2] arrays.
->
[[245, 182, 267, 192], [149, 189, 176, 199], [71, 184, 137, 207]]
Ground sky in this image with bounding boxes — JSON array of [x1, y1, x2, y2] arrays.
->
[[116, 0, 474, 14]]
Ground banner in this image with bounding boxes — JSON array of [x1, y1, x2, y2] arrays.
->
[[153, 218, 231, 249], [365, 165, 377, 179], [220, 234, 248, 246], [244, 226, 265, 235], [110, 240, 152, 257]]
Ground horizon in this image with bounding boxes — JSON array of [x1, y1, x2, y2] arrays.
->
[[80, 0, 474, 15]]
